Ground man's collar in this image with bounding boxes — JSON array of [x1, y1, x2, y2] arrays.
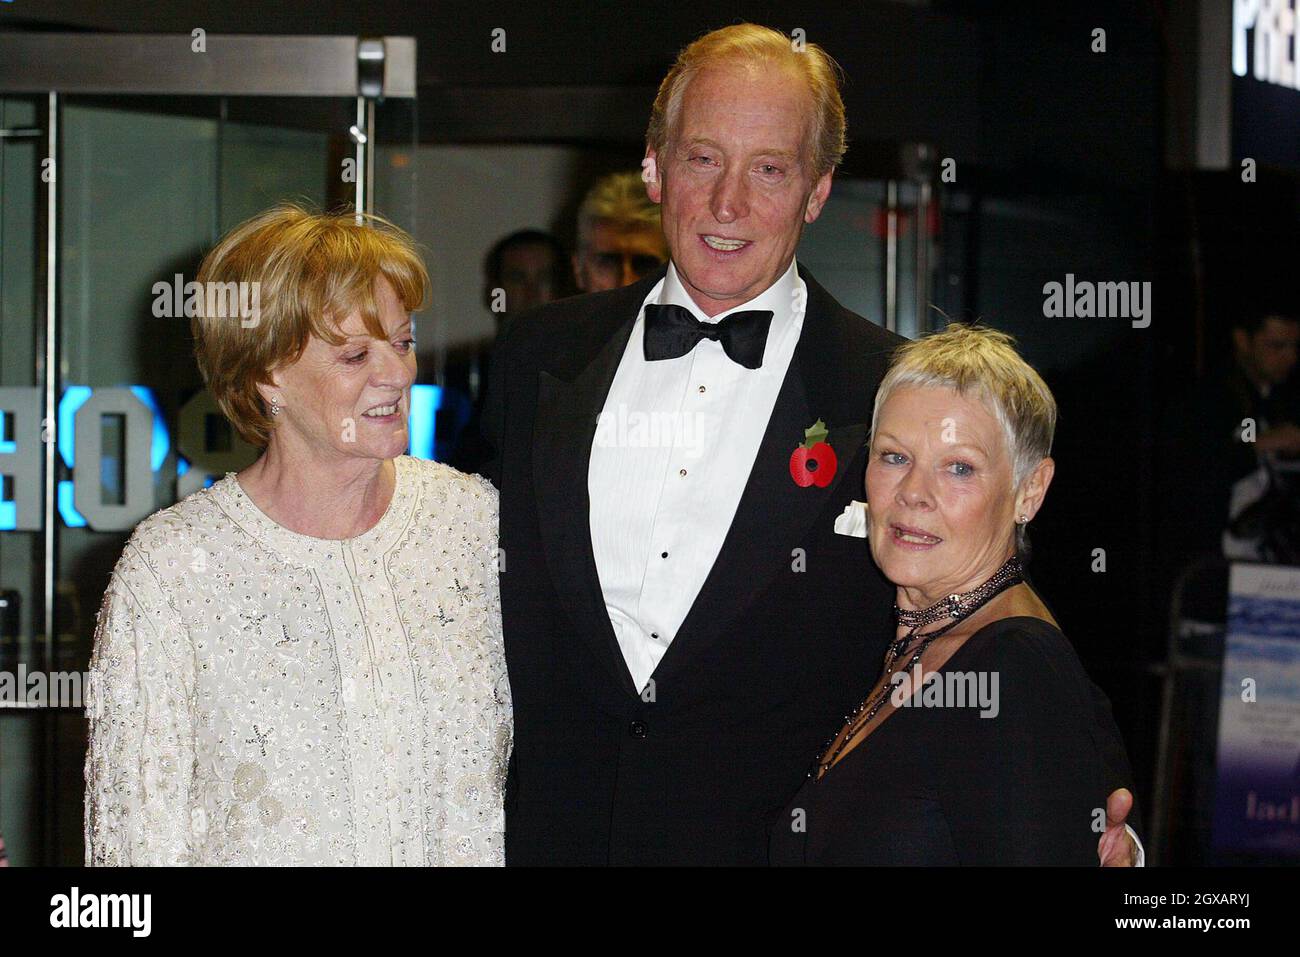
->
[[658, 258, 801, 325]]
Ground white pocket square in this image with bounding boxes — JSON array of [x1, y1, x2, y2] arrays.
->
[[834, 501, 868, 538]]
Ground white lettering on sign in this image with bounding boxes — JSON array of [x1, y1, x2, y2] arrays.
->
[[1234, 0, 1300, 90]]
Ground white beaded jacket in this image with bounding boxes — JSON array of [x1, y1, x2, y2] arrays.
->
[[84, 455, 512, 866]]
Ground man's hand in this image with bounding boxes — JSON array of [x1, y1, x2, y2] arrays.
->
[[1255, 423, 1300, 456], [1098, 788, 1138, 867]]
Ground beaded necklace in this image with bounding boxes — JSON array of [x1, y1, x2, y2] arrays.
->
[[812, 554, 1025, 780]]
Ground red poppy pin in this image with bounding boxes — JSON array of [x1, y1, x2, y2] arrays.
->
[[789, 418, 837, 488]]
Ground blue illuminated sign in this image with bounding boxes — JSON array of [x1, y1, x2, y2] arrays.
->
[[1, 384, 440, 531]]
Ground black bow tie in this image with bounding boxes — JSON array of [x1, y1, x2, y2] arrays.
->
[[642, 303, 774, 370]]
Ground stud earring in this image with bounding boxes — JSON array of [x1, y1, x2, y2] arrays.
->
[[1016, 514, 1028, 524], [270, 397, 282, 416]]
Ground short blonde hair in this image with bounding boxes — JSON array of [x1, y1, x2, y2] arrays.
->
[[192, 204, 428, 447], [871, 323, 1057, 551], [577, 170, 662, 246], [646, 23, 847, 179]]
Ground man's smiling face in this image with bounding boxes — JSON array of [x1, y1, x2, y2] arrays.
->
[[645, 60, 833, 318]]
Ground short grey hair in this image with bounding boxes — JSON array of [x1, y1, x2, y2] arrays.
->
[[869, 323, 1057, 554]]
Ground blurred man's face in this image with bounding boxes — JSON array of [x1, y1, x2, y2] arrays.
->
[[498, 243, 560, 317], [644, 61, 833, 317], [1236, 316, 1300, 386], [574, 220, 668, 293]]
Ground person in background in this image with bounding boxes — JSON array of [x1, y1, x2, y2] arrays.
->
[[464, 228, 570, 401], [1214, 308, 1300, 561], [448, 228, 571, 405], [447, 230, 570, 472], [572, 171, 670, 293], [486, 229, 571, 320]]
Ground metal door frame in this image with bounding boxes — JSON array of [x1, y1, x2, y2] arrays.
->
[[0, 32, 415, 864]]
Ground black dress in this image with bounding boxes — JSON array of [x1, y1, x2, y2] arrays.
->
[[770, 617, 1120, 865]]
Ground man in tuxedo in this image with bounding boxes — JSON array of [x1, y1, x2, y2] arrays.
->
[[482, 22, 1141, 865]]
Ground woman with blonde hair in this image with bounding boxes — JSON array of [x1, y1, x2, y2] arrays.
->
[[85, 205, 511, 866], [772, 323, 1136, 865]]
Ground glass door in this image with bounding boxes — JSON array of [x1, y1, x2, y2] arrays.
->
[[796, 144, 965, 341], [0, 35, 417, 865]]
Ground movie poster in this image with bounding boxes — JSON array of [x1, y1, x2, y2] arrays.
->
[[1212, 563, 1300, 859]]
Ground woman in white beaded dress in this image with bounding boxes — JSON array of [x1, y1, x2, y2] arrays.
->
[[84, 205, 512, 866]]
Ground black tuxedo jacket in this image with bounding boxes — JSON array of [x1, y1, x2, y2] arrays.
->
[[481, 264, 1133, 865]]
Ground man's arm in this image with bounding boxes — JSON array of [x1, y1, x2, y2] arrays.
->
[[1087, 678, 1143, 865]]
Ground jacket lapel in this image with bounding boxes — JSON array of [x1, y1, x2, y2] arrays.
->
[[531, 277, 663, 698], [649, 268, 872, 690]]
